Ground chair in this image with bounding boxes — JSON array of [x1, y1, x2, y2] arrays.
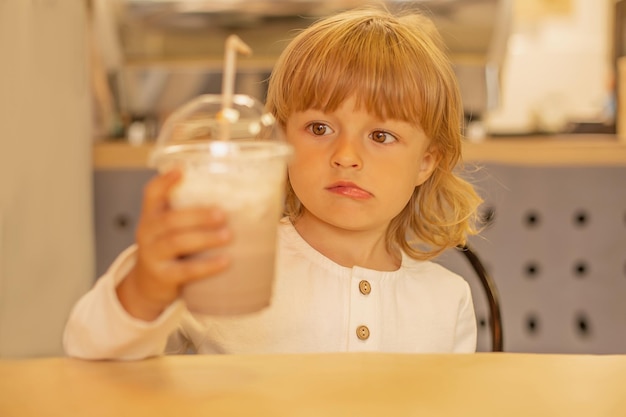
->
[[457, 244, 504, 352]]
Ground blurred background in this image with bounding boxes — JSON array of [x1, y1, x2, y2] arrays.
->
[[0, 0, 624, 358]]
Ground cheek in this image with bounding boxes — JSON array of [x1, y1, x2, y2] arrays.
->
[[287, 144, 318, 176], [393, 180, 418, 205], [286, 158, 310, 191], [287, 148, 324, 199], [383, 163, 420, 203], [287, 152, 305, 175]]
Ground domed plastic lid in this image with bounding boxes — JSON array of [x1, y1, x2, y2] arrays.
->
[[150, 93, 282, 168]]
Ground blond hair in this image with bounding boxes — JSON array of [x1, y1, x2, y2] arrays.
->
[[266, 7, 482, 260]]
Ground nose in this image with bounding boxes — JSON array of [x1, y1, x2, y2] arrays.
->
[[331, 134, 363, 169]]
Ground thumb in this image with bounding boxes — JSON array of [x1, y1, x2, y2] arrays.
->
[[142, 168, 183, 216]]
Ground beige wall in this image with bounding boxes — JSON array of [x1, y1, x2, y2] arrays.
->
[[0, 1, 94, 357]]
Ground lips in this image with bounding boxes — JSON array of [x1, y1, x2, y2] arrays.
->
[[325, 181, 373, 200]]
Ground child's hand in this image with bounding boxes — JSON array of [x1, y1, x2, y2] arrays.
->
[[116, 169, 232, 320]]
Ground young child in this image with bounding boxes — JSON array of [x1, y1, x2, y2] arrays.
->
[[64, 7, 483, 360]]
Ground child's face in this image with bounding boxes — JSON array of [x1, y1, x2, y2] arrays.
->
[[285, 96, 437, 233]]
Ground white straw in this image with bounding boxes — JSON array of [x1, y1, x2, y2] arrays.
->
[[220, 35, 252, 140]]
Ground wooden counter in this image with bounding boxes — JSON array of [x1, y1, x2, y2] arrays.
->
[[93, 135, 626, 169], [462, 135, 626, 166], [1, 353, 624, 416]]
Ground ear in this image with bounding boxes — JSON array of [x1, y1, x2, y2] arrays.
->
[[414, 146, 439, 187]]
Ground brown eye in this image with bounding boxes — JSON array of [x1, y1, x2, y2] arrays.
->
[[370, 130, 396, 144], [308, 122, 333, 136]]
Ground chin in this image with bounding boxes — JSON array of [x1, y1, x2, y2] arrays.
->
[[314, 212, 389, 233]]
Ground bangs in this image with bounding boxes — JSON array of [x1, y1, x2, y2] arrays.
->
[[268, 10, 453, 135]]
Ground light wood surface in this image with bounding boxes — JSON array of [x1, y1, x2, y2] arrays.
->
[[93, 135, 626, 169], [1, 353, 624, 416]]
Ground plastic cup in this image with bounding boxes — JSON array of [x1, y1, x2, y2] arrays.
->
[[151, 94, 292, 315]]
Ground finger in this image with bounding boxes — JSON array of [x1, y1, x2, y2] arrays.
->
[[137, 206, 229, 246], [148, 227, 233, 261], [161, 252, 232, 283], [142, 169, 183, 217]]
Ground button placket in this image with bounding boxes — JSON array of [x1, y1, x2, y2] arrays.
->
[[348, 273, 379, 350], [357, 281, 372, 341]]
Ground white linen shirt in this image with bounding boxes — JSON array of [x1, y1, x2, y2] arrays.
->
[[64, 219, 477, 360]]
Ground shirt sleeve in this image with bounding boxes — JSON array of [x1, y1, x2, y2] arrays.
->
[[62, 245, 187, 360], [452, 281, 478, 353]]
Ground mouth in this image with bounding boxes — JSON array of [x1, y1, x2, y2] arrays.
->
[[325, 181, 373, 200]]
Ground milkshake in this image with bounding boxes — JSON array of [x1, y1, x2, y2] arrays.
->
[[155, 140, 290, 314], [152, 94, 291, 315]]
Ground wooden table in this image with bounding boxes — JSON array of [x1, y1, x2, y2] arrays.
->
[[0, 353, 624, 416]]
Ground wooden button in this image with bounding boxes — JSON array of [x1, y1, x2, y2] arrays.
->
[[358, 280, 371, 295], [356, 325, 370, 340]]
